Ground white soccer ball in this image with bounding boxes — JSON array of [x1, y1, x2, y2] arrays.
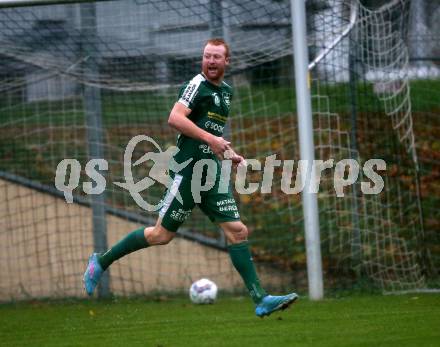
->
[[189, 278, 218, 304]]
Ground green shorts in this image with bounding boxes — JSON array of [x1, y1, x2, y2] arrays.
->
[[159, 173, 240, 232]]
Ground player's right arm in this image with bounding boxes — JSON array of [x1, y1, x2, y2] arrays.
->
[[168, 102, 230, 159]]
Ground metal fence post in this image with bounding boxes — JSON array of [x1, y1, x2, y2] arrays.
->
[[80, 2, 110, 298]]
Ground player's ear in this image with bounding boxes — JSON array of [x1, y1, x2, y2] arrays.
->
[[225, 56, 230, 66]]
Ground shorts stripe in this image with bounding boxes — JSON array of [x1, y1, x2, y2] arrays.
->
[[159, 174, 183, 218]]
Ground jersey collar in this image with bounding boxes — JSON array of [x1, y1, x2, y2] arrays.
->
[[201, 72, 223, 89]]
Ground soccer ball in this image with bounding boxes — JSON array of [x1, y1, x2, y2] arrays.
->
[[189, 278, 218, 304]]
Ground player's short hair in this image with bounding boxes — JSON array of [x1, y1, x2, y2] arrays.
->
[[204, 38, 230, 58]]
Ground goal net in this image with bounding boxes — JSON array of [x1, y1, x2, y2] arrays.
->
[[308, 0, 435, 291], [0, 0, 437, 301]]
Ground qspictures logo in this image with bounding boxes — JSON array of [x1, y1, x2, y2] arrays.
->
[[54, 135, 386, 212]]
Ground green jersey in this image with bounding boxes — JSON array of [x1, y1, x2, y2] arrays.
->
[[159, 73, 240, 232], [173, 73, 233, 178]]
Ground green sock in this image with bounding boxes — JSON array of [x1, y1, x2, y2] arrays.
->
[[98, 228, 149, 270], [228, 241, 267, 304]]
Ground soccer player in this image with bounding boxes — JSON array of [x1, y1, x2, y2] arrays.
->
[[83, 38, 298, 317]]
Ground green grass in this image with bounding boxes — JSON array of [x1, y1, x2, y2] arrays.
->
[[1, 294, 439, 347], [1, 80, 439, 126]]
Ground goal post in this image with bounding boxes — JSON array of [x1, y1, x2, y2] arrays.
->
[[291, 0, 323, 301]]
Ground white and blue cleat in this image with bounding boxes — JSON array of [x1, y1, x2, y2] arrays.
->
[[255, 293, 298, 317], [83, 253, 103, 296]]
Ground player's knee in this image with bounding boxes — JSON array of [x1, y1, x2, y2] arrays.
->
[[224, 222, 249, 244], [239, 224, 249, 241], [145, 226, 175, 245]]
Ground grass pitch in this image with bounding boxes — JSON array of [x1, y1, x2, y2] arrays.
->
[[0, 293, 439, 347]]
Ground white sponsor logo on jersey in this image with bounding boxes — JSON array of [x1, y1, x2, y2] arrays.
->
[[205, 120, 224, 133]]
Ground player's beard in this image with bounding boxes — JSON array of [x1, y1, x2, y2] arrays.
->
[[203, 64, 225, 84]]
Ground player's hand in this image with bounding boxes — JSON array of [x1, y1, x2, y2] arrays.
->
[[232, 156, 246, 169], [208, 135, 231, 160], [224, 147, 246, 168]]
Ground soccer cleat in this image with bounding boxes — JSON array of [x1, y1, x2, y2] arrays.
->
[[255, 293, 298, 317], [83, 253, 103, 296]]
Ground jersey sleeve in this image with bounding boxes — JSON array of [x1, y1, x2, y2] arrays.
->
[[177, 74, 205, 110]]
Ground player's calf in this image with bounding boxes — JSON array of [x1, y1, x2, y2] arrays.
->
[[83, 226, 154, 296]]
